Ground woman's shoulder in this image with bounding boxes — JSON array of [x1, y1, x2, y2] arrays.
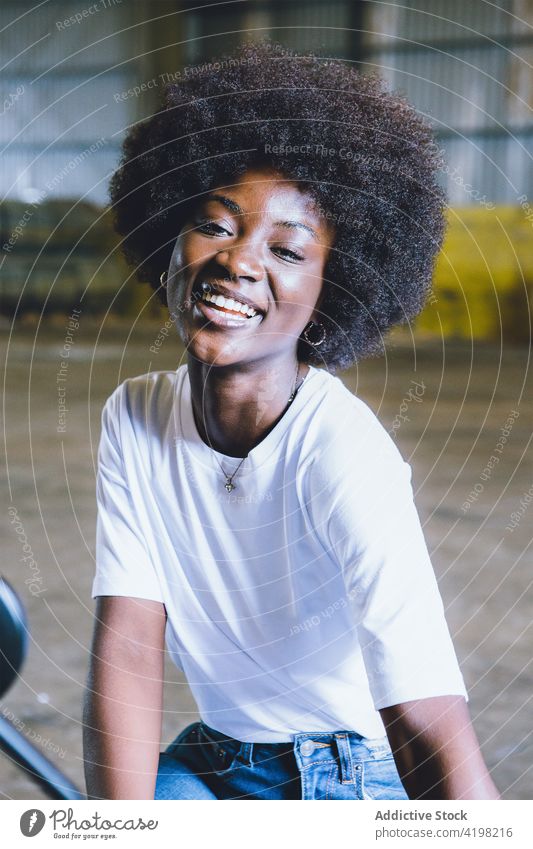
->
[[301, 370, 411, 507], [102, 365, 186, 418], [310, 369, 405, 465]]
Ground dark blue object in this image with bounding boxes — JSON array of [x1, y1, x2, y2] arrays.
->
[[0, 577, 84, 799], [0, 576, 28, 699]]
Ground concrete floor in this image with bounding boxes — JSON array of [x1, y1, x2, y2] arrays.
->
[[1, 317, 532, 799]]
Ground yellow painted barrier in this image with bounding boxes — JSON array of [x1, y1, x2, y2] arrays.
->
[[1, 200, 531, 341], [416, 206, 533, 342]]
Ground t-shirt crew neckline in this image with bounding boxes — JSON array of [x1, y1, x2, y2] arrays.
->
[[179, 364, 323, 473]]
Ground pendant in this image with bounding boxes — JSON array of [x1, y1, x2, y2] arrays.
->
[[225, 481, 235, 492]]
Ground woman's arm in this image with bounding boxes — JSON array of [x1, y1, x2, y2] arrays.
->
[[380, 695, 500, 799], [83, 596, 167, 800]]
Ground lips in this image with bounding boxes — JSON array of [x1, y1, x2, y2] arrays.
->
[[193, 280, 266, 317], [194, 299, 261, 329]]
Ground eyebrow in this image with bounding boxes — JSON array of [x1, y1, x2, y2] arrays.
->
[[205, 194, 320, 242], [275, 220, 319, 241], [207, 194, 243, 215]]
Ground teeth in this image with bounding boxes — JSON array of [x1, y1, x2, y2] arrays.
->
[[202, 291, 257, 317]]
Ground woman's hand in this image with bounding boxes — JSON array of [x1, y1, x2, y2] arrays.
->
[[83, 596, 167, 800], [380, 695, 500, 799]]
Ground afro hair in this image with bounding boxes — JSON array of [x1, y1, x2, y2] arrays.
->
[[108, 39, 446, 371]]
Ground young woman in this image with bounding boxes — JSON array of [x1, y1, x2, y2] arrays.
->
[[83, 41, 499, 800]]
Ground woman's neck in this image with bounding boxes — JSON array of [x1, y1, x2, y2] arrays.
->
[[187, 354, 309, 457]]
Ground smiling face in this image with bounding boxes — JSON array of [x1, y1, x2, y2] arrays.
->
[[166, 167, 334, 368]]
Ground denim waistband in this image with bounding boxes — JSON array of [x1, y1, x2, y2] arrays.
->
[[198, 722, 393, 768]]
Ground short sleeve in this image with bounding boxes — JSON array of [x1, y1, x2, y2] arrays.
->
[[304, 414, 468, 710], [92, 385, 165, 603]]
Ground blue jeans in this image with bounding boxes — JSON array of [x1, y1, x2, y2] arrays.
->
[[155, 721, 409, 800]]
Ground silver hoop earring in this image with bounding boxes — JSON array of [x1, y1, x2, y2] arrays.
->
[[160, 270, 168, 287], [302, 321, 326, 347]]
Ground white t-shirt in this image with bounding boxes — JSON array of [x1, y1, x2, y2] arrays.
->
[[92, 363, 467, 742]]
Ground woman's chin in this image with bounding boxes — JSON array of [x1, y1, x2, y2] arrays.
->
[[184, 333, 251, 368]]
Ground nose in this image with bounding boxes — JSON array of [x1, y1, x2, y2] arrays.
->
[[215, 242, 263, 282]]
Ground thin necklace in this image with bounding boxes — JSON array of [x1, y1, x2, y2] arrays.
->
[[214, 361, 303, 492]]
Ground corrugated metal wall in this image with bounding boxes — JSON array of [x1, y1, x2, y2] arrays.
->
[[161, 0, 533, 205], [1, 0, 160, 205], [2, 1, 531, 205], [361, 0, 533, 204], [179, 0, 363, 62]]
